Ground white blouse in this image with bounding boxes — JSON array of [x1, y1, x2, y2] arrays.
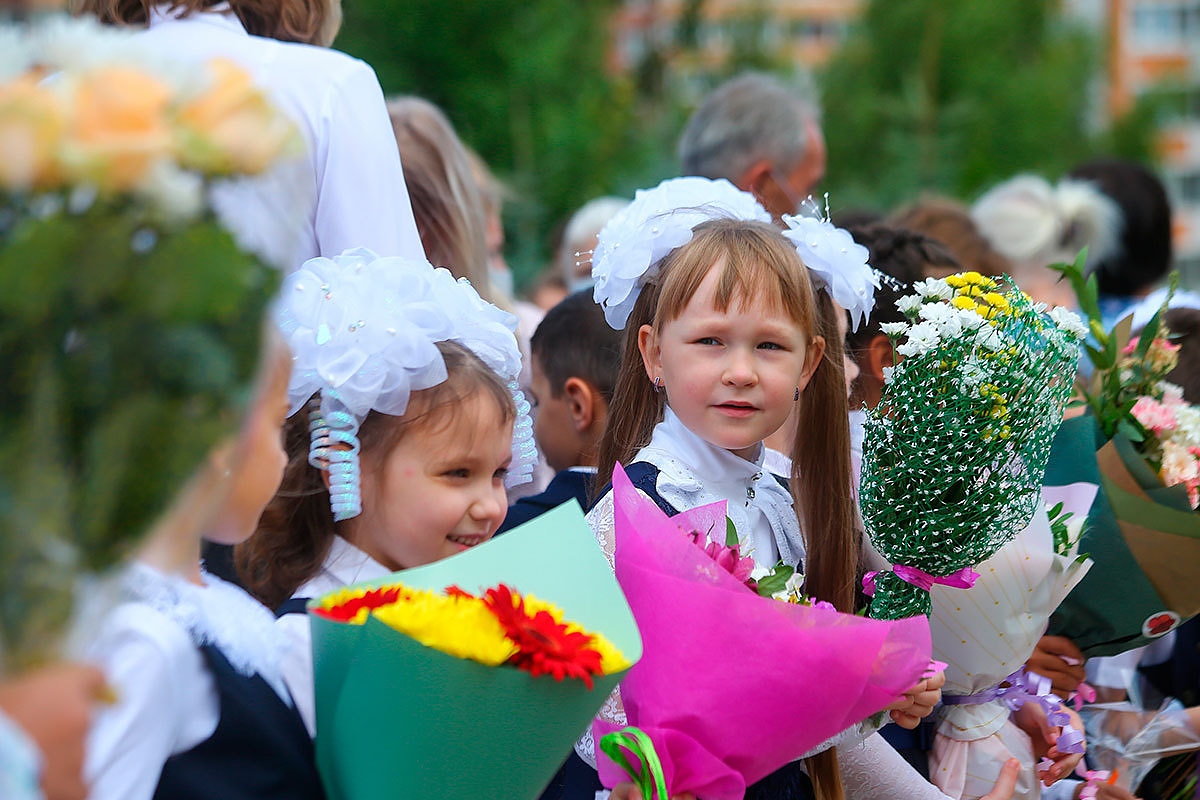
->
[[85, 565, 289, 800], [136, 7, 426, 271], [275, 536, 392, 736]]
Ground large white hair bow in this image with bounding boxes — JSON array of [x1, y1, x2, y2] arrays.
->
[[277, 249, 536, 519], [590, 176, 772, 330]]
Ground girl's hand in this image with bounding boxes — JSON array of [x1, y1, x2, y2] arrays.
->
[[1012, 702, 1085, 784], [609, 783, 696, 800], [886, 669, 945, 729], [979, 758, 1021, 800], [0, 663, 108, 800], [1026, 635, 1086, 699]]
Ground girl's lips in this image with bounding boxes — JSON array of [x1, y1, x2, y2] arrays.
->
[[714, 402, 757, 418], [447, 533, 487, 549]]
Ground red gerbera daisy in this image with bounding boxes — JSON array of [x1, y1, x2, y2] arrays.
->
[[481, 584, 605, 688], [312, 585, 406, 622]]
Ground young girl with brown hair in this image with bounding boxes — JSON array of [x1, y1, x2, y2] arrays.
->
[[235, 249, 536, 736], [562, 179, 1015, 800]]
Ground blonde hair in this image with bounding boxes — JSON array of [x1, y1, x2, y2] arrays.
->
[[386, 97, 494, 302], [595, 218, 857, 800]]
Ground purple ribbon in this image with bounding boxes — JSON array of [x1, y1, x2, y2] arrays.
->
[[861, 565, 980, 597], [942, 667, 1086, 755]]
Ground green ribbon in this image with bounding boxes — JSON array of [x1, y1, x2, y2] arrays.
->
[[599, 726, 669, 800]]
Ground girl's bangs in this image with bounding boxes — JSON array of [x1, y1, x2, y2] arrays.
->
[[655, 220, 814, 328]]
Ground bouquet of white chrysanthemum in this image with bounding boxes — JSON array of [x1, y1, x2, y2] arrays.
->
[[860, 272, 1084, 620]]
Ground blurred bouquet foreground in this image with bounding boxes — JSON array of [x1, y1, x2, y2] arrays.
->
[[307, 504, 641, 800], [1045, 254, 1200, 655], [0, 17, 294, 669]]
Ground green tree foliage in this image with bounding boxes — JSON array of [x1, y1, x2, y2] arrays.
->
[[335, 0, 662, 286], [820, 0, 1156, 210]]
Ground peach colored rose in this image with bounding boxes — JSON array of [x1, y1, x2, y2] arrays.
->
[[60, 66, 174, 191], [0, 74, 66, 190], [174, 59, 297, 176]]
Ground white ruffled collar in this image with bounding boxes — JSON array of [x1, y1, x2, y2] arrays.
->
[[636, 407, 800, 566], [642, 407, 774, 491], [124, 562, 290, 703]]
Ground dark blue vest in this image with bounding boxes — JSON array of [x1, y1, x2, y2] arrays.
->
[[152, 643, 325, 800]]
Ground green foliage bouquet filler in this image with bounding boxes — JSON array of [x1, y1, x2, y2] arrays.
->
[[860, 271, 1084, 619]]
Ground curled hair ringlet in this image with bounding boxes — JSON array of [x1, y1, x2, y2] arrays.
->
[[236, 341, 514, 610]]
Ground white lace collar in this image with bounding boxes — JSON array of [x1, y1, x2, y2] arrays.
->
[[123, 562, 290, 702], [636, 407, 802, 567], [310, 535, 392, 592], [643, 407, 770, 490]]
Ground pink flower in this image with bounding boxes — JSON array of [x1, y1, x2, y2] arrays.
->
[[685, 530, 757, 587], [1131, 396, 1177, 435]]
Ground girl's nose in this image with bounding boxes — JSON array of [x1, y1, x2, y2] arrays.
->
[[722, 349, 758, 386], [469, 485, 506, 525]]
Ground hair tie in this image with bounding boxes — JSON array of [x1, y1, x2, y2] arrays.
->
[[591, 179, 879, 333], [278, 249, 537, 521], [781, 195, 880, 332]]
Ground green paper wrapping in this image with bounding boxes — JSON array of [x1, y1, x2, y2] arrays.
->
[[309, 502, 642, 800], [1045, 414, 1200, 656]]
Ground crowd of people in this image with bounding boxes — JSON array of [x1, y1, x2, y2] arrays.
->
[[2, 0, 1199, 799]]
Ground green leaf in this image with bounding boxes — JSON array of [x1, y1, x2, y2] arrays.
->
[[725, 517, 739, 548], [753, 563, 794, 598], [1117, 417, 1146, 444]]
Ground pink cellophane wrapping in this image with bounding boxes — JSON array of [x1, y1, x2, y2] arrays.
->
[[929, 484, 1096, 800], [595, 464, 933, 800]]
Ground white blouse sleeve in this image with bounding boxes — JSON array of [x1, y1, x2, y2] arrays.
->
[[275, 612, 317, 737], [839, 732, 955, 800], [314, 60, 426, 262], [0, 708, 40, 800], [85, 604, 217, 800]]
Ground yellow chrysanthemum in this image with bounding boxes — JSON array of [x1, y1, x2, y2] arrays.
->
[[945, 275, 968, 288], [374, 588, 517, 666], [951, 296, 978, 312]]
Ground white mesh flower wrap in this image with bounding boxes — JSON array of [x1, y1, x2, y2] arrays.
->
[[590, 176, 771, 329], [781, 199, 879, 332], [277, 248, 536, 520]]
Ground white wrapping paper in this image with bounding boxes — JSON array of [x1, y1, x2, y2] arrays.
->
[[929, 484, 1096, 800]]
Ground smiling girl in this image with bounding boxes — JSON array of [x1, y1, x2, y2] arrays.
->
[[235, 249, 535, 735]]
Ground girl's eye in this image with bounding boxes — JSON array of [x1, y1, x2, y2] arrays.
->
[[695, 336, 720, 346], [493, 467, 509, 481], [758, 341, 785, 351], [443, 468, 471, 479]]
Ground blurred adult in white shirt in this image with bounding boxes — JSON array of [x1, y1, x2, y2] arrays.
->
[[77, 0, 426, 270]]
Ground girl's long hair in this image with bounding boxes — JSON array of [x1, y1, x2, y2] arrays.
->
[[74, 0, 332, 44], [236, 341, 514, 610], [593, 217, 856, 800]]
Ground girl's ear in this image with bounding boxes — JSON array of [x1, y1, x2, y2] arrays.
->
[[798, 335, 826, 391], [866, 333, 894, 381], [637, 323, 661, 385]]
